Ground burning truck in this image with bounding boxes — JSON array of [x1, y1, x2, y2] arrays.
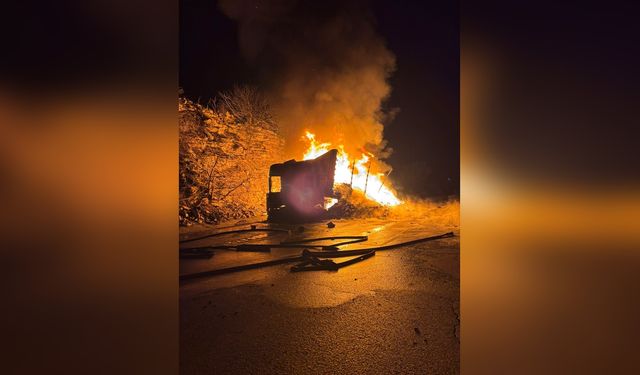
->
[[267, 149, 338, 222], [267, 131, 402, 222]]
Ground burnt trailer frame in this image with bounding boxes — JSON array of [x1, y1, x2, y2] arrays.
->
[[267, 149, 338, 222]]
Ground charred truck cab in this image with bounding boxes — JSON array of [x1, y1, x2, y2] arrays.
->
[[267, 149, 338, 222]]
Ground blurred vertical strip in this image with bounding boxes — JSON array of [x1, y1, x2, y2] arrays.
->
[[462, 0, 640, 373], [0, 0, 178, 374]]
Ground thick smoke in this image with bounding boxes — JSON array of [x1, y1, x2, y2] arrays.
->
[[218, 0, 396, 163]]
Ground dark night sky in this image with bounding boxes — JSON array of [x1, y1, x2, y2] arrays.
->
[[180, 0, 459, 199]]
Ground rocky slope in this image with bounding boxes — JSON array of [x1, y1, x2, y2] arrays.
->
[[179, 97, 284, 225]]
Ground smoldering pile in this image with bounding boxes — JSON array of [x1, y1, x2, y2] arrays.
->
[[327, 184, 391, 219]]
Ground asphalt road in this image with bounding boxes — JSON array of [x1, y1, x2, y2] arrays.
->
[[180, 215, 459, 374]]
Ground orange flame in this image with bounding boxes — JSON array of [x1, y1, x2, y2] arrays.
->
[[302, 131, 401, 206]]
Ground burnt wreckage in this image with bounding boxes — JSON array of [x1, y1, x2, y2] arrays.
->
[[267, 149, 337, 222]]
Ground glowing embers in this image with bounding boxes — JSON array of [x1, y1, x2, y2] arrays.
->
[[301, 131, 401, 206]]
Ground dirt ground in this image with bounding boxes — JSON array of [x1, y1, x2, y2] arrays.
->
[[179, 212, 459, 374]]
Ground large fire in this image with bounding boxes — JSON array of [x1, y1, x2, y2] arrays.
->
[[301, 131, 401, 206]]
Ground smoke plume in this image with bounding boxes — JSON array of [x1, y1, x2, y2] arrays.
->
[[218, 0, 396, 162]]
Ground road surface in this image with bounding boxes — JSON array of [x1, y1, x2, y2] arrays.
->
[[180, 213, 459, 374]]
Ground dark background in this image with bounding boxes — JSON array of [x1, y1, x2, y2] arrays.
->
[[179, 0, 459, 199], [462, 0, 640, 186]]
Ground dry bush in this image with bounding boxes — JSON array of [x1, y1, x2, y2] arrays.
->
[[218, 85, 276, 131]]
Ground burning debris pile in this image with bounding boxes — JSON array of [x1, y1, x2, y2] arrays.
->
[[301, 131, 401, 206], [327, 184, 392, 219], [179, 91, 284, 225]]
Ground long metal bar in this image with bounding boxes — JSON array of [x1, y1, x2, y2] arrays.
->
[[179, 228, 290, 244], [349, 160, 355, 187], [363, 159, 372, 194], [179, 255, 304, 281], [305, 232, 454, 255], [377, 169, 392, 193]]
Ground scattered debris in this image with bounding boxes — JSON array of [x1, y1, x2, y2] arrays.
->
[[290, 250, 375, 272], [179, 228, 455, 281], [327, 184, 391, 219]]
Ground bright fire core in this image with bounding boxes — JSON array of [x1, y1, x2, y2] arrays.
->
[[301, 131, 401, 206]]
